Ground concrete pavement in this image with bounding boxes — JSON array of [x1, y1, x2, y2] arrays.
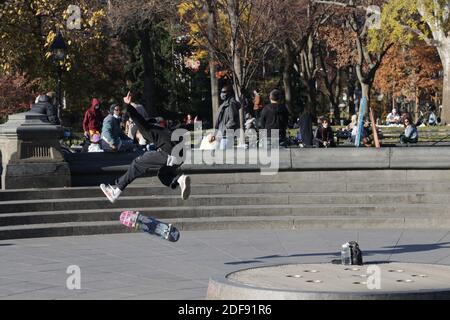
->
[[1, 229, 450, 300]]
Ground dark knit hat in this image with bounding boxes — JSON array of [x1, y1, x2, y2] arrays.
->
[[270, 89, 282, 102], [109, 104, 119, 114]]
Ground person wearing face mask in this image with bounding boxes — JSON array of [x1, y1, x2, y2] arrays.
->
[[209, 85, 240, 149], [101, 104, 134, 153], [83, 98, 104, 141]]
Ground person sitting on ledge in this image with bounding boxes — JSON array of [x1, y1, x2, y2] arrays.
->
[[386, 108, 401, 126], [400, 116, 418, 144], [83, 98, 104, 142], [100, 104, 135, 153], [314, 117, 335, 148], [337, 114, 357, 143], [31, 93, 60, 125], [88, 133, 104, 153]]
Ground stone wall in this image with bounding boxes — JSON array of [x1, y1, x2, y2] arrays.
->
[[65, 147, 450, 187]]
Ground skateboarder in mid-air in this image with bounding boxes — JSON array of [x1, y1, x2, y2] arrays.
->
[[100, 92, 191, 203]]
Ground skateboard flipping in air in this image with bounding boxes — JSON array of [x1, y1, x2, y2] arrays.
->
[[120, 210, 180, 242]]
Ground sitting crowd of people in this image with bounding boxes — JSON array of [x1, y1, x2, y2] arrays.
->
[[80, 98, 203, 153], [79, 91, 419, 152], [82, 99, 136, 153], [32, 90, 426, 152]]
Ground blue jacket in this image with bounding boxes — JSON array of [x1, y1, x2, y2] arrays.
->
[[404, 125, 418, 140], [101, 115, 123, 146]]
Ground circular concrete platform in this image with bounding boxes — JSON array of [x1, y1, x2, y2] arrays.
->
[[206, 263, 450, 300]]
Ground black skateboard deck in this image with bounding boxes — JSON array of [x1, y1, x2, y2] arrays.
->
[[120, 211, 180, 242]]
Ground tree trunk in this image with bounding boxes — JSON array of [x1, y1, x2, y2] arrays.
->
[[392, 91, 396, 110], [347, 71, 356, 117], [283, 41, 294, 116], [209, 62, 220, 126], [227, 0, 245, 145], [348, 91, 356, 117], [332, 69, 342, 122], [307, 79, 317, 115], [355, 62, 371, 116], [361, 82, 370, 114], [230, 81, 245, 145], [138, 29, 157, 117], [441, 75, 450, 125], [206, 0, 220, 125], [440, 55, 450, 125], [415, 85, 420, 122]]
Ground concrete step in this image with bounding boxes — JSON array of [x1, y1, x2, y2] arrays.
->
[[1, 204, 449, 227], [72, 170, 450, 188], [133, 170, 450, 185], [1, 192, 449, 214], [1, 215, 450, 240], [2, 181, 450, 201], [0, 221, 131, 240]]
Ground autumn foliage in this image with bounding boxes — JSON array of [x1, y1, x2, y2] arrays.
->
[[374, 44, 442, 101], [1, 0, 450, 124], [0, 74, 39, 120]]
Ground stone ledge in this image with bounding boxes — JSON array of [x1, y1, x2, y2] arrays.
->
[[3, 163, 71, 189], [291, 148, 390, 170], [64, 147, 450, 174]]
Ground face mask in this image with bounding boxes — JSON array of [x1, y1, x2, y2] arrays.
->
[[113, 114, 121, 119], [95, 106, 100, 110], [220, 93, 228, 101]]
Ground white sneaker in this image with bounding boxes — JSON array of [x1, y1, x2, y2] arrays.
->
[[177, 175, 191, 200], [100, 184, 122, 204]]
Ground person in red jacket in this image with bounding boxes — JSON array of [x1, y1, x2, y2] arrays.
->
[[83, 98, 104, 140]]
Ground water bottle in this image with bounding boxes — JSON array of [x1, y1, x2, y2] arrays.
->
[[341, 243, 351, 265]]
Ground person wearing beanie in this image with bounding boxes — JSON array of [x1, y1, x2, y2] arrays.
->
[[83, 98, 104, 139], [100, 104, 134, 153]]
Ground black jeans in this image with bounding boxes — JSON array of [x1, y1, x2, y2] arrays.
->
[[400, 135, 418, 144], [116, 150, 181, 191], [254, 109, 262, 129]]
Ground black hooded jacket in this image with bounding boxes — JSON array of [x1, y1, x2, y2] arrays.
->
[[260, 103, 289, 139], [30, 95, 60, 125], [124, 104, 175, 154]]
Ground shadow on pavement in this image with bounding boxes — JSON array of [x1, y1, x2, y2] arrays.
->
[[225, 242, 450, 265]]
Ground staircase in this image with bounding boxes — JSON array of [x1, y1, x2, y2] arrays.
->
[[1, 170, 450, 240]]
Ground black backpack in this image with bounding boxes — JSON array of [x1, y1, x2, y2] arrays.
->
[[332, 241, 364, 265], [348, 241, 363, 266]]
